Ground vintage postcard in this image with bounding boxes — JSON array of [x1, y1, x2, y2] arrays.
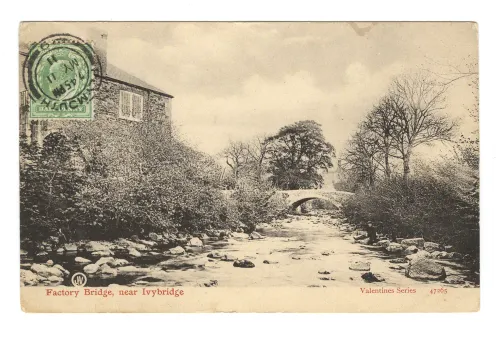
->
[[19, 22, 479, 312]]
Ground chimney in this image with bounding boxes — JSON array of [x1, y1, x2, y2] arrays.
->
[[89, 30, 107, 76]]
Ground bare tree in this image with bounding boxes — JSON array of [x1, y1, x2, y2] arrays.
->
[[246, 134, 271, 181], [219, 140, 250, 180], [364, 96, 398, 179], [389, 73, 456, 183]]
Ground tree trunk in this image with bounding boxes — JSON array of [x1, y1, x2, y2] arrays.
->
[[384, 151, 391, 179], [402, 151, 411, 185]]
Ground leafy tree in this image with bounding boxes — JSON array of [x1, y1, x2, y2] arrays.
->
[[266, 120, 335, 190], [341, 126, 381, 189]]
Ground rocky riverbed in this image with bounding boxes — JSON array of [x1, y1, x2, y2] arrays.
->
[[20, 213, 479, 288]]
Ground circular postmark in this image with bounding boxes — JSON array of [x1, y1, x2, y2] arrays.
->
[[71, 272, 88, 287], [22, 33, 102, 119]]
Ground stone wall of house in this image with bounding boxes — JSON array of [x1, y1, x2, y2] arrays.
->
[[147, 91, 172, 124], [94, 79, 145, 120], [21, 78, 172, 143]]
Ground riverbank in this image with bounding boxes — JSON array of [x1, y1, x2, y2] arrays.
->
[[20, 212, 479, 288]]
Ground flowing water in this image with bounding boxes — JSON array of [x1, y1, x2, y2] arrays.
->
[[22, 214, 477, 288]]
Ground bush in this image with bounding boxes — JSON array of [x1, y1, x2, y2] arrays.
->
[[20, 121, 239, 244], [230, 179, 287, 232], [342, 159, 479, 265], [20, 133, 86, 244]]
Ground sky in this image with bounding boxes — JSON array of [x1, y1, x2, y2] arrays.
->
[[20, 22, 478, 159]]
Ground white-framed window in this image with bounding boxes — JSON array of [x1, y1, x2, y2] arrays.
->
[[119, 90, 144, 121]]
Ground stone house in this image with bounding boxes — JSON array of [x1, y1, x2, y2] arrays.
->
[[19, 32, 173, 145]]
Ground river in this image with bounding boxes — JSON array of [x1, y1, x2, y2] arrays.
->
[[22, 212, 477, 288]]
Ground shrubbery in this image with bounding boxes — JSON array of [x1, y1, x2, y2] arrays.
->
[[230, 179, 288, 232], [20, 120, 284, 246], [342, 159, 479, 266]]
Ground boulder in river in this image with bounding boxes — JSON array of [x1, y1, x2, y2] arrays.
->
[[91, 250, 114, 257], [98, 264, 118, 278], [389, 258, 406, 264], [405, 257, 446, 281], [64, 243, 78, 251], [83, 263, 99, 274], [349, 260, 371, 271], [85, 241, 111, 252], [358, 238, 371, 245], [263, 260, 278, 264], [207, 252, 223, 259], [221, 254, 237, 262], [405, 250, 431, 261], [31, 263, 64, 278], [21, 270, 40, 286], [128, 248, 142, 258], [56, 248, 65, 253], [444, 275, 466, 285], [377, 239, 391, 248], [53, 264, 70, 277], [45, 260, 54, 267], [448, 252, 464, 261], [232, 232, 249, 239], [353, 233, 367, 240], [189, 237, 203, 247], [249, 232, 264, 240], [318, 269, 331, 275], [109, 258, 130, 267], [115, 238, 148, 252], [36, 251, 48, 257], [95, 257, 115, 266], [403, 245, 419, 255], [149, 232, 163, 242], [233, 260, 255, 268], [48, 275, 64, 284], [169, 246, 185, 255], [401, 238, 425, 249], [430, 251, 449, 259], [424, 242, 442, 253], [385, 243, 403, 253], [361, 272, 385, 283], [138, 239, 157, 248], [75, 257, 92, 264], [204, 280, 218, 287]]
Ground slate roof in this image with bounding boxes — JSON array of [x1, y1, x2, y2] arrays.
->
[[19, 49, 173, 98], [104, 64, 173, 98]]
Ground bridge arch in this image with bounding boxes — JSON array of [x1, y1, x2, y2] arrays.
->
[[289, 196, 341, 211], [281, 189, 352, 211]]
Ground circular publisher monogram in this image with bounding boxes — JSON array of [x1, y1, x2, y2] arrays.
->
[[71, 272, 88, 287]]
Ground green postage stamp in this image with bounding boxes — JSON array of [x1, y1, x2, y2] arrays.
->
[[23, 34, 102, 119]]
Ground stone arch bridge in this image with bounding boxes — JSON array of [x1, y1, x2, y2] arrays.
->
[[274, 189, 353, 210], [222, 189, 353, 211]]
